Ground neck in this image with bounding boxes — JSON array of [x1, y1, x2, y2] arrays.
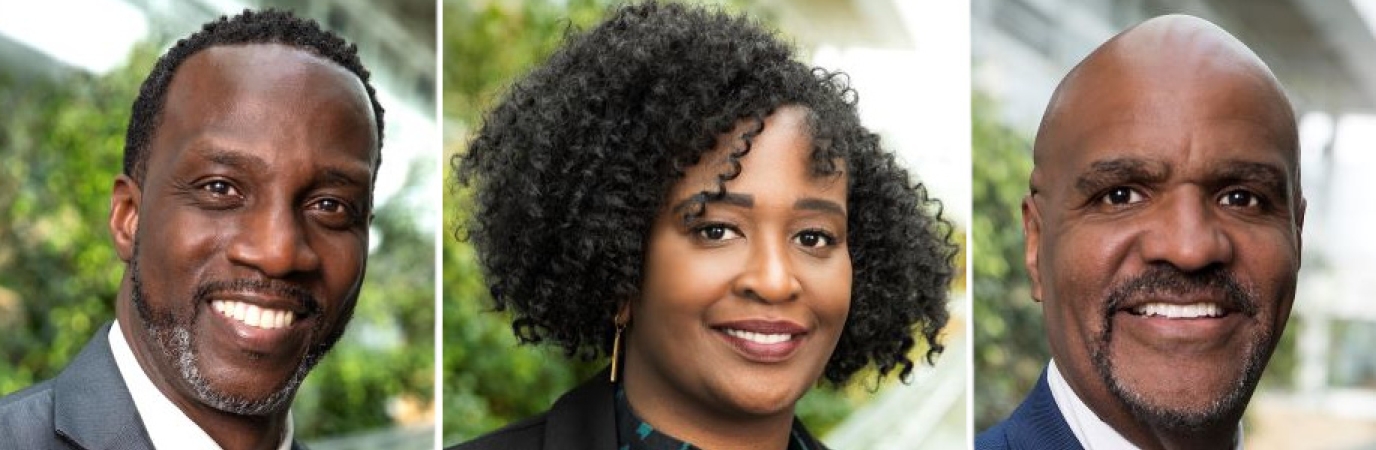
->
[[116, 290, 290, 450], [621, 356, 795, 450]]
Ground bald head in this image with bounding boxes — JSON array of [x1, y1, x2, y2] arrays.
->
[[1033, 15, 1297, 179], [1020, 15, 1306, 448]]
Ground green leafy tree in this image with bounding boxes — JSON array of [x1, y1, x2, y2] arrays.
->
[[971, 93, 1047, 431]]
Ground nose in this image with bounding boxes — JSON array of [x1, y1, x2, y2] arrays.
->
[[1137, 190, 1234, 272], [226, 202, 321, 277], [732, 238, 802, 303]]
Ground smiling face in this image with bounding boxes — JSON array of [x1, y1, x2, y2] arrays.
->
[[623, 106, 851, 436], [1024, 18, 1304, 436], [108, 44, 378, 416]]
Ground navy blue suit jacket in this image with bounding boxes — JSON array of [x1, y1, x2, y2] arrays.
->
[[976, 369, 1083, 450]]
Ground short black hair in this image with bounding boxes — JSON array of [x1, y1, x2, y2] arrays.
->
[[455, 1, 956, 385], [123, 8, 385, 182]]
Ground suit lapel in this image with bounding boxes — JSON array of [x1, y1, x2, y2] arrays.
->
[[52, 322, 155, 450], [1006, 369, 1082, 450]]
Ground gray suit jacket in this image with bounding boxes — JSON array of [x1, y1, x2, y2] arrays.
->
[[0, 322, 305, 450]]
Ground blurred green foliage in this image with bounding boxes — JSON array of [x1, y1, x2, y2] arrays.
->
[[440, 0, 885, 445], [970, 93, 1046, 431], [0, 43, 433, 440]]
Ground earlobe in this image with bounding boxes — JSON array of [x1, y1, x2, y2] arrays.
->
[[1022, 194, 1044, 302], [109, 175, 141, 262]]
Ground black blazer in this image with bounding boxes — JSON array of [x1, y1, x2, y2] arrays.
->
[[975, 368, 1082, 450], [0, 322, 307, 450], [452, 370, 828, 450]]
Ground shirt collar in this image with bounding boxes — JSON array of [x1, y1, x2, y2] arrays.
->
[[110, 320, 295, 450], [1047, 359, 1241, 450]]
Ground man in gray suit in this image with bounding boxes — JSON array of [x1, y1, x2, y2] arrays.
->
[[0, 9, 384, 449]]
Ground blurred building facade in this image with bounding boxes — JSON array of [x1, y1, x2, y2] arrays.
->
[[974, 0, 1376, 447]]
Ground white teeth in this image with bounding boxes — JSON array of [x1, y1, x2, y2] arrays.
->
[[210, 300, 296, 330], [723, 328, 794, 344], [1133, 302, 1224, 319]]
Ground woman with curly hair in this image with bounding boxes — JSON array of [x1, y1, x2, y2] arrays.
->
[[451, 2, 956, 449]]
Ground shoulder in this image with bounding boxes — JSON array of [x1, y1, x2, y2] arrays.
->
[[0, 379, 61, 446], [448, 411, 550, 450], [975, 370, 1082, 450], [974, 419, 1013, 450]]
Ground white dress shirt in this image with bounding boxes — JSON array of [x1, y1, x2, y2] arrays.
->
[[1047, 359, 1243, 450], [110, 320, 294, 450]]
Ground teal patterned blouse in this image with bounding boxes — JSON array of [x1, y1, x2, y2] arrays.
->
[[614, 386, 814, 450]]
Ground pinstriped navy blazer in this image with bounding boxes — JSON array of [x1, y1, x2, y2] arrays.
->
[[975, 369, 1083, 450]]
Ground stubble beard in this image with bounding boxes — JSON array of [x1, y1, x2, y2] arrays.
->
[[1089, 264, 1274, 432], [129, 242, 339, 416]]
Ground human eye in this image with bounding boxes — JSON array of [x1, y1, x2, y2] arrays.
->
[[308, 197, 364, 228], [1218, 189, 1262, 209], [200, 180, 238, 196], [1099, 186, 1146, 206], [190, 179, 244, 209], [692, 223, 742, 243], [793, 229, 837, 249]]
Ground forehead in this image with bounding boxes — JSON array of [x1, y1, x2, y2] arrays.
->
[[1039, 54, 1297, 181], [151, 43, 378, 172]]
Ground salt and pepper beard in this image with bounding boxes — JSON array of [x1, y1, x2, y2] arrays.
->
[[1089, 264, 1271, 432], [128, 242, 345, 416]]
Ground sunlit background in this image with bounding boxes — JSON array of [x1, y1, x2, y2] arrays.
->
[[441, 0, 970, 448], [973, 0, 1376, 448], [0, 1, 437, 448]]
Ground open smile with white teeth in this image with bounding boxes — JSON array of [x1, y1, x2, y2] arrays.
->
[[722, 328, 797, 345], [1131, 302, 1225, 319], [211, 300, 297, 330]]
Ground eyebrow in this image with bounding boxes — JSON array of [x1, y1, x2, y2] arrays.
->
[[1074, 158, 1169, 194], [671, 192, 753, 214], [1209, 160, 1287, 188], [317, 167, 371, 189], [794, 198, 846, 217], [668, 192, 845, 216], [201, 147, 269, 173]]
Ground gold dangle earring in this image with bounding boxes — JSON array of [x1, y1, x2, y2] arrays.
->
[[610, 320, 627, 383]]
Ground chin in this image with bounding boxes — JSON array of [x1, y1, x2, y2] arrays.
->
[[714, 373, 811, 417]]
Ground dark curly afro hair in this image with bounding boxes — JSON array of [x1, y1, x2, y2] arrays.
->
[[124, 8, 385, 183], [455, 1, 956, 385]]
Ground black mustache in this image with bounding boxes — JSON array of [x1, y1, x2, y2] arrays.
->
[[193, 279, 320, 316], [1105, 264, 1258, 316]]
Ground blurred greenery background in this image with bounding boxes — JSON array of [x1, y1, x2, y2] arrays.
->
[[0, 12, 434, 448], [441, 0, 967, 446]]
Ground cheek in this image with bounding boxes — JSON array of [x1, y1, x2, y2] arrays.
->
[[806, 255, 852, 330], [642, 244, 735, 316], [137, 207, 225, 294]]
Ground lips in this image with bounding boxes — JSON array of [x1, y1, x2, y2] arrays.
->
[[198, 283, 318, 355], [713, 320, 809, 363]]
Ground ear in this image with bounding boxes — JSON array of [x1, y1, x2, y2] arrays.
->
[[1022, 194, 1044, 302], [109, 175, 141, 262]]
